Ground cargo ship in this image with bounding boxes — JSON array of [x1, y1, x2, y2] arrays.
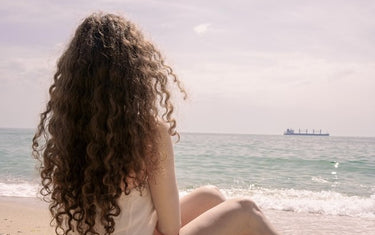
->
[[284, 128, 329, 136]]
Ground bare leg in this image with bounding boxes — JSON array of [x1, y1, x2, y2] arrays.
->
[[154, 185, 225, 235], [181, 198, 278, 235], [179, 187, 278, 235], [180, 185, 226, 226]]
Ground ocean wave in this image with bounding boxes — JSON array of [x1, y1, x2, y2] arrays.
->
[[0, 182, 39, 197], [217, 187, 375, 218], [179, 186, 375, 218]]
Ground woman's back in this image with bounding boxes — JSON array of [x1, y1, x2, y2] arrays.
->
[[32, 13, 184, 235]]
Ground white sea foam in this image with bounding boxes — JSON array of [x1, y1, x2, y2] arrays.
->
[[0, 182, 39, 197], [180, 187, 375, 219], [311, 176, 329, 183], [232, 188, 375, 218]]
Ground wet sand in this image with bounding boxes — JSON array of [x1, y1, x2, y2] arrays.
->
[[264, 209, 375, 235]]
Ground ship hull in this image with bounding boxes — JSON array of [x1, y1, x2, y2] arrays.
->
[[284, 133, 329, 136]]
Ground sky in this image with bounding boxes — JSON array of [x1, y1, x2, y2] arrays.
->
[[0, 0, 374, 136]]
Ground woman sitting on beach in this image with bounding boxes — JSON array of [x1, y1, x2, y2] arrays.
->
[[32, 13, 278, 235]]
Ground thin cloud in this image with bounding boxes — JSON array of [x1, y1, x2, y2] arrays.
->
[[193, 23, 211, 34]]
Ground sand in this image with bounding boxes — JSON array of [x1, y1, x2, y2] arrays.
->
[[263, 209, 375, 235], [0, 197, 54, 235], [1, 196, 374, 235]]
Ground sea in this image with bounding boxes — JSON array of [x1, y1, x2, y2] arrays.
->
[[1, 128, 375, 233]]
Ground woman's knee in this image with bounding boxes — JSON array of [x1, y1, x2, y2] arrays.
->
[[229, 198, 278, 235], [194, 185, 226, 202], [239, 198, 261, 211], [229, 198, 262, 217]]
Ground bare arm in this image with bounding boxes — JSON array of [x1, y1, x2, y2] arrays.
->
[[149, 123, 181, 235]]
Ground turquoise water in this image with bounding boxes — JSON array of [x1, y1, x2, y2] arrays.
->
[[0, 128, 39, 184], [0, 128, 374, 218], [175, 133, 375, 197]]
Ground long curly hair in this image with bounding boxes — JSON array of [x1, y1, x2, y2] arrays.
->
[[32, 13, 186, 234]]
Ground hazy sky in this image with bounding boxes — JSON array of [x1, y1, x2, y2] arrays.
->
[[1, 0, 374, 136]]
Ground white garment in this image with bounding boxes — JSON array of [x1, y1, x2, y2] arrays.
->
[[115, 185, 157, 234], [95, 184, 158, 235]]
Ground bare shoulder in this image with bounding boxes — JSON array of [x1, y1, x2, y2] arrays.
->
[[156, 120, 171, 140]]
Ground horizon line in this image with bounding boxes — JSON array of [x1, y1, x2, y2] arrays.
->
[[1, 127, 373, 138]]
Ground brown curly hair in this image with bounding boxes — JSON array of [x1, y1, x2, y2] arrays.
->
[[32, 13, 186, 234]]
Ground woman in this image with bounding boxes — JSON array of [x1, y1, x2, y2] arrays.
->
[[32, 13, 278, 235]]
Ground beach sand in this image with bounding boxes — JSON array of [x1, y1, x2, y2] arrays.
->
[[1, 196, 374, 235], [263, 209, 375, 235], [0, 196, 54, 235]]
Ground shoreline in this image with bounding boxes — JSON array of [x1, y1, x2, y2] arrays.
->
[[1, 196, 374, 235]]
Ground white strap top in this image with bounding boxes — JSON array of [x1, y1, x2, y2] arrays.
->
[[94, 184, 158, 235], [113, 185, 158, 234]]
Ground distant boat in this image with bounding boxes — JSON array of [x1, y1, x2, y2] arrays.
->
[[284, 128, 329, 136]]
